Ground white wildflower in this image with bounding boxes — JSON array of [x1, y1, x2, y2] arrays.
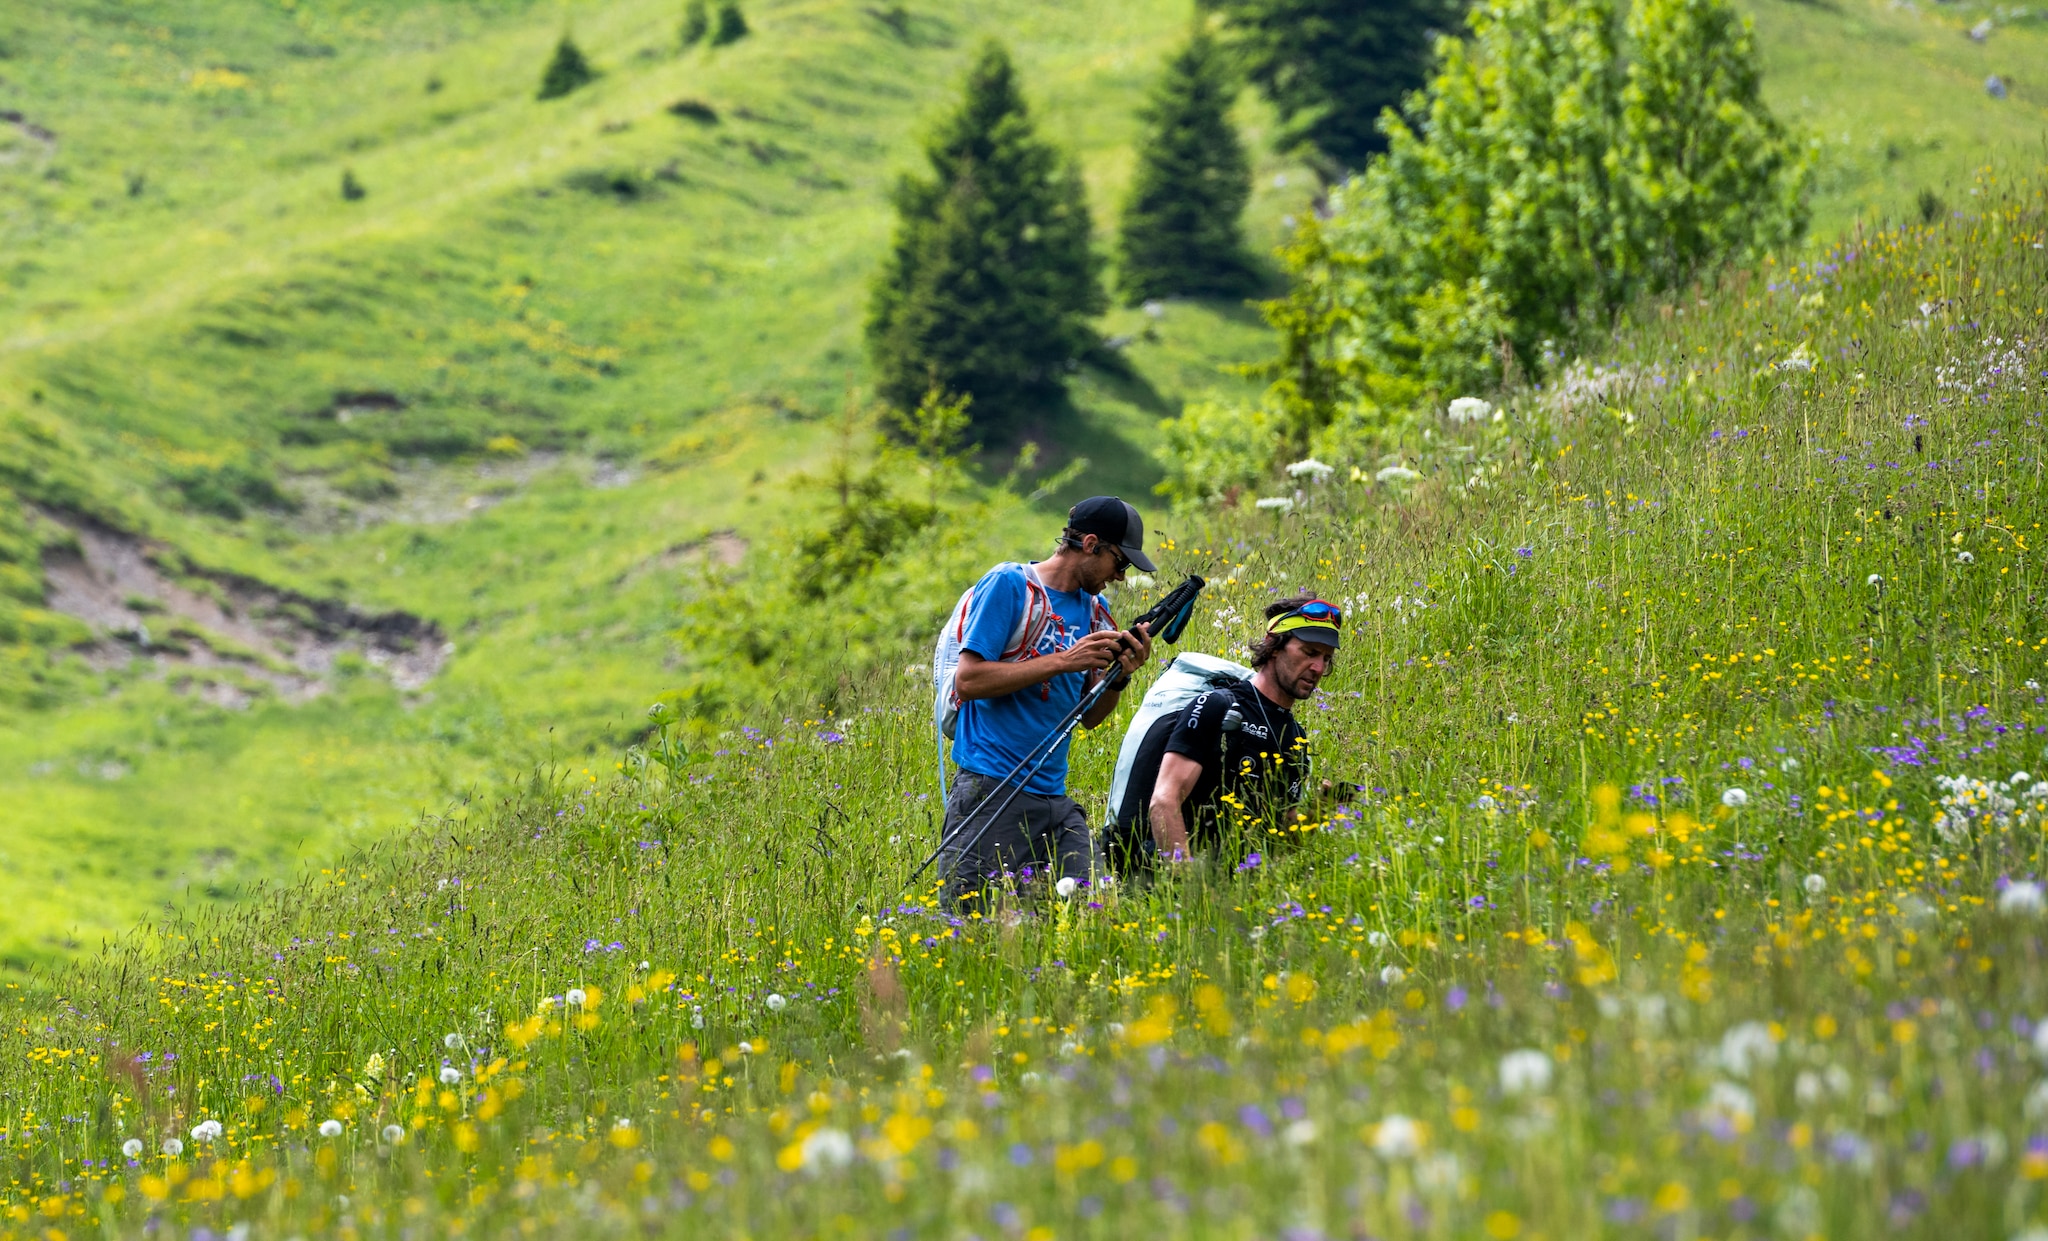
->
[[1958, 550, 1976, 564], [1803, 873, 1827, 896], [1055, 877, 1079, 899], [799, 1127, 856, 1172], [1780, 757, 1801, 772], [1718, 1021, 1779, 1074], [1375, 465, 1421, 484], [1778, 342, 1816, 372], [1795, 1070, 1824, 1105], [439, 1065, 462, 1085], [766, 993, 788, 1012], [1285, 457, 1335, 482], [1721, 787, 1749, 808], [1283, 1119, 1318, 1147], [1367, 930, 1390, 948], [381, 1125, 406, 1145], [161, 1138, 184, 1157], [1254, 496, 1294, 514], [1498, 1049, 1554, 1095], [121, 1139, 143, 1159], [191, 1119, 222, 1143], [738, 1041, 754, 1055], [1097, 874, 1115, 890], [1371, 1114, 1422, 1159], [565, 987, 587, 1008], [1380, 965, 1406, 985], [443, 1032, 462, 1050], [1867, 574, 1883, 587], [318, 1119, 345, 1138], [2001, 881, 2046, 916], [1446, 397, 1493, 424]]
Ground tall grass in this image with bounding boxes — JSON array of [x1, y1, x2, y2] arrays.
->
[[3, 172, 2047, 1241]]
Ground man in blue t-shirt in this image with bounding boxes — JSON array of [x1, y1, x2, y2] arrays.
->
[[938, 496, 1158, 907]]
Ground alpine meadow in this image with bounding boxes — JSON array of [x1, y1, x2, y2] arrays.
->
[[3, 0, 2048, 1238]]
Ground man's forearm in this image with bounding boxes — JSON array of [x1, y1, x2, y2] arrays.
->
[[1148, 798, 1191, 858], [953, 655, 1063, 700]]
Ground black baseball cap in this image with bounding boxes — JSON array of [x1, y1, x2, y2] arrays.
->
[[1067, 496, 1156, 573]]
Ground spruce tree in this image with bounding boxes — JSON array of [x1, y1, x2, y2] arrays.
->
[[866, 41, 1104, 426], [1117, 30, 1256, 304], [1216, 0, 1453, 174], [710, 1, 749, 46], [536, 35, 595, 101]]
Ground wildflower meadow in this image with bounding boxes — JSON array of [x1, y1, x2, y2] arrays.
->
[[4, 174, 2047, 1240]]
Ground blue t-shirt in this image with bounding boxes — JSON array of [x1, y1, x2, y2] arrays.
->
[[951, 564, 1108, 796]]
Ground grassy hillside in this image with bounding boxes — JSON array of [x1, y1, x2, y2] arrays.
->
[[2, 173, 2043, 1238], [0, 0, 2042, 973]]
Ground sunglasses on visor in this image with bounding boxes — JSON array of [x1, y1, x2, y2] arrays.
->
[[1270, 599, 1343, 629]]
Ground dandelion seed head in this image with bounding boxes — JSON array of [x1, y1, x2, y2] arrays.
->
[[319, 1119, 345, 1138], [1721, 787, 1749, 808], [766, 993, 788, 1012], [121, 1139, 143, 1159]]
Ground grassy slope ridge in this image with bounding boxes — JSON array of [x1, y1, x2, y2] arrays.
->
[[1, 178, 2044, 1238], [0, 0, 2041, 966]]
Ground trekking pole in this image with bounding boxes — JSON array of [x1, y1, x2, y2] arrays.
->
[[904, 669, 1117, 888]]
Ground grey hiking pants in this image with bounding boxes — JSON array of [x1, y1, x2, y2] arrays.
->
[[936, 769, 1100, 908]]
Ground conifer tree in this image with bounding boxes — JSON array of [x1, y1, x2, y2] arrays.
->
[[1216, 0, 1452, 174], [1117, 30, 1256, 304], [710, 1, 749, 46], [536, 35, 595, 101], [866, 41, 1104, 426]]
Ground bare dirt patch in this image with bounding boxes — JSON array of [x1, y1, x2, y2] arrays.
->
[[37, 510, 450, 704], [618, 531, 749, 584]]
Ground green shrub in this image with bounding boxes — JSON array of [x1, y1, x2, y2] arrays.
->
[[1225, 0, 1811, 468], [537, 34, 596, 100], [680, 0, 710, 46], [1154, 399, 1279, 508], [710, 1, 749, 46]]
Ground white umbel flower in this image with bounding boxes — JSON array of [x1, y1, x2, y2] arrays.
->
[[800, 1127, 856, 1172], [1446, 397, 1493, 424], [1498, 1049, 1554, 1095], [1375, 465, 1421, 484], [1285, 458, 1335, 482], [1371, 1114, 1422, 1158], [1254, 496, 1295, 513]]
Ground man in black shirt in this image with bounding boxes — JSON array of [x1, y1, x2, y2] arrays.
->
[[1106, 595, 1340, 873]]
